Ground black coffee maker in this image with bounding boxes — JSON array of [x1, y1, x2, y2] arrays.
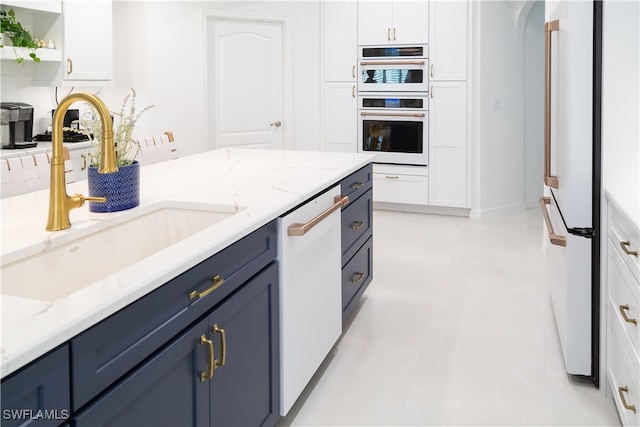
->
[[1, 102, 37, 149]]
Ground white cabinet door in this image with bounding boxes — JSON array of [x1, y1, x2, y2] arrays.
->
[[324, 0, 357, 82], [67, 145, 90, 181], [429, 0, 467, 81], [62, 0, 112, 81], [393, 1, 429, 45], [357, 0, 393, 45], [428, 81, 468, 208], [323, 83, 357, 153], [358, 0, 429, 45]]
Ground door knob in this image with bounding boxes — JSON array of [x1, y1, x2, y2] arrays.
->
[[270, 120, 282, 127]]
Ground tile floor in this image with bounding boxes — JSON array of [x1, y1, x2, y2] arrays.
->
[[277, 208, 622, 426]]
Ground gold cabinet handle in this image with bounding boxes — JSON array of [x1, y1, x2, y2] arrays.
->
[[430, 85, 434, 98], [81, 154, 87, 171], [393, 28, 397, 41], [288, 195, 349, 236], [190, 275, 224, 300], [213, 323, 227, 367], [200, 334, 215, 382], [539, 197, 566, 246], [387, 28, 391, 41], [430, 63, 434, 78], [67, 58, 73, 75], [351, 220, 365, 230], [619, 304, 638, 326], [351, 182, 364, 190], [544, 20, 561, 188], [351, 272, 365, 284], [620, 241, 639, 257], [618, 386, 637, 413], [352, 65, 356, 79], [352, 85, 356, 98]]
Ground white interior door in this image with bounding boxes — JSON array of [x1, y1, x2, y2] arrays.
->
[[208, 18, 283, 149]]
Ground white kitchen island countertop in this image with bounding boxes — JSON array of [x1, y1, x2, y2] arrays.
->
[[0, 148, 374, 378]]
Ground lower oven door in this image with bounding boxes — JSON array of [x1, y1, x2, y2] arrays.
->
[[358, 110, 428, 166]]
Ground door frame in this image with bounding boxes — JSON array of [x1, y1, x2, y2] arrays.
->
[[203, 12, 292, 151]]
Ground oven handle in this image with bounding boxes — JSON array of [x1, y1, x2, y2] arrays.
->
[[539, 197, 566, 247], [360, 112, 426, 118], [360, 60, 426, 66]]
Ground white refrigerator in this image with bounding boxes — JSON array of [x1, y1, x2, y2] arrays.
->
[[541, 0, 602, 384]]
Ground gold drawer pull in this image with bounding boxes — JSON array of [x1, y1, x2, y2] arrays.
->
[[351, 182, 364, 190], [351, 220, 365, 230], [200, 334, 214, 382], [620, 241, 638, 257], [619, 304, 638, 326], [351, 272, 365, 284], [190, 275, 224, 300], [385, 175, 399, 180], [213, 323, 227, 367], [618, 386, 637, 413]]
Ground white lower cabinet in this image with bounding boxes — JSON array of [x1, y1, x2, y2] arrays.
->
[[67, 145, 90, 182], [606, 195, 640, 426], [373, 164, 428, 205], [428, 81, 468, 208]]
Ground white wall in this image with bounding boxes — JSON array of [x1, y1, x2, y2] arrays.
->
[[0, 0, 322, 157], [602, 0, 640, 203], [471, 0, 543, 218], [110, 0, 321, 156]]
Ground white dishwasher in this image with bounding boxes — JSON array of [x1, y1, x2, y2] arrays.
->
[[278, 185, 347, 416]]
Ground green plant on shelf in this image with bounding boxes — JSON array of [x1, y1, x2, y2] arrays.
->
[[0, 8, 40, 64]]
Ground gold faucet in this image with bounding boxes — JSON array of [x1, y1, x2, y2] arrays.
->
[[46, 92, 119, 231]]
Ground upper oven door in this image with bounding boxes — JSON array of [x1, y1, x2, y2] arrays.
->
[[358, 45, 429, 93]]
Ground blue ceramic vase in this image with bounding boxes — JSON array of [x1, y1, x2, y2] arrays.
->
[[88, 161, 140, 213]]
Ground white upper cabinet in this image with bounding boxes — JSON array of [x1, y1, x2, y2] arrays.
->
[[323, 0, 357, 82], [34, 0, 113, 85], [429, 0, 468, 81], [357, 0, 429, 46]]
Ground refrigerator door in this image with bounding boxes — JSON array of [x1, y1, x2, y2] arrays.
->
[[545, 1, 593, 229], [541, 193, 592, 375]]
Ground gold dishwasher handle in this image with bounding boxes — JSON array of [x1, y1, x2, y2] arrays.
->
[[539, 197, 566, 247], [200, 334, 215, 382], [288, 195, 349, 236], [190, 275, 224, 300]]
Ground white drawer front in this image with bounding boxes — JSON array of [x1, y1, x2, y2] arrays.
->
[[373, 173, 428, 205], [609, 239, 640, 359], [608, 324, 640, 427], [610, 206, 640, 283]]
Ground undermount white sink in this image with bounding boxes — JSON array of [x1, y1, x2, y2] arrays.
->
[[1, 202, 244, 301]]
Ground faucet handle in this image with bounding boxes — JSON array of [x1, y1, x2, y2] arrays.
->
[[83, 196, 107, 204]]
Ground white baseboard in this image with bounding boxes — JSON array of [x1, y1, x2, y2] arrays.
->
[[373, 201, 471, 217], [469, 202, 527, 219]]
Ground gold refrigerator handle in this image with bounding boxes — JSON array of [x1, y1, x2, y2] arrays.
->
[[539, 197, 566, 246], [288, 195, 349, 236], [544, 20, 561, 189]]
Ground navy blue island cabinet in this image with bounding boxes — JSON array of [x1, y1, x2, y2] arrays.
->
[[340, 164, 374, 323], [1, 220, 279, 427]]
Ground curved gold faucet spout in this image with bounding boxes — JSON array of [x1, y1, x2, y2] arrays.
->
[[46, 92, 118, 231]]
